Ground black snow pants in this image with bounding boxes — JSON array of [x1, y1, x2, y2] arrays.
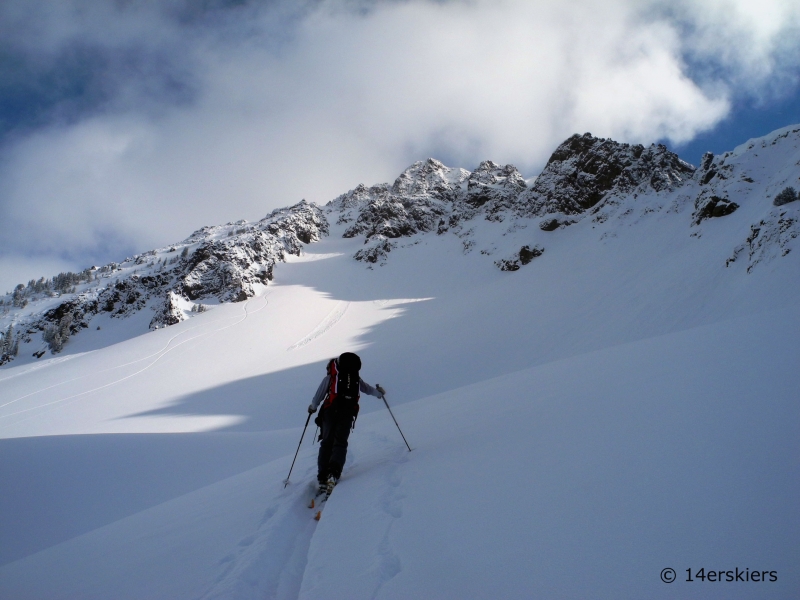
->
[[317, 405, 355, 482]]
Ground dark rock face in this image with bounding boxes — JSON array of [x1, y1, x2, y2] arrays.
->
[[343, 159, 468, 240], [167, 200, 328, 319], [332, 135, 700, 272], [539, 218, 560, 231], [354, 239, 393, 265], [149, 292, 185, 329], [694, 150, 735, 188], [518, 245, 544, 265], [329, 183, 391, 225], [538, 217, 576, 231], [496, 245, 544, 271], [464, 161, 528, 219], [693, 195, 739, 224], [344, 196, 440, 240], [337, 158, 531, 241], [518, 133, 695, 216]]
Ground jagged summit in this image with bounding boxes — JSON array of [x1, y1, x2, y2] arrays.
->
[[390, 158, 470, 201], [518, 133, 696, 216]]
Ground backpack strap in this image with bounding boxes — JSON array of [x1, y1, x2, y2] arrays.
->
[[323, 359, 337, 409]]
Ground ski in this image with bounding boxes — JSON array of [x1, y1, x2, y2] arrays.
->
[[308, 486, 327, 509], [310, 477, 338, 520]]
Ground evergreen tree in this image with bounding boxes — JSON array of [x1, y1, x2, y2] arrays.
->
[[774, 186, 797, 206], [2, 325, 13, 354]]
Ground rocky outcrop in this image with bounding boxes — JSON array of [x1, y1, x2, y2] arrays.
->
[[0, 201, 328, 363], [353, 238, 393, 265], [727, 207, 799, 272], [342, 159, 469, 240], [693, 194, 739, 224], [517, 133, 695, 217], [149, 291, 186, 330], [329, 183, 391, 225], [333, 136, 698, 265], [464, 161, 528, 213], [495, 245, 544, 271], [336, 158, 529, 244]]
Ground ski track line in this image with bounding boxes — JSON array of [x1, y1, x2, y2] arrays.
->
[[369, 449, 408, 600], [0, 316, 248, 408], [0, 294, 270, 427], [199, 465, 320, 600], [0, 352, 92, 384], [286, 301, 350, 351], [204, 425, 407, 598], [0, 298, 268, 409]]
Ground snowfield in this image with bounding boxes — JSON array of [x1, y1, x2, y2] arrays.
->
[[1, 126, 799, 599]]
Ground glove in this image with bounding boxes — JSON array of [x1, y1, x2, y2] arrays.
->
[[376, 384, 386, 398], [308, 404, 317, 414]]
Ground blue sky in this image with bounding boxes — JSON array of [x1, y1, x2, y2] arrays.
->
[[671, 90, 800, 166], [1, 0, 799, 292]]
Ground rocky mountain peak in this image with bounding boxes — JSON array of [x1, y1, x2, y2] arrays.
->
[[465, 161, 527, 210], [391, 158, 470, 202], [5, 126, 796, 367], [520, 133, 695, 216]]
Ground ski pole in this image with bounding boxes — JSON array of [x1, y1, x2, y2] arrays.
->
[[382, 394, 412, 452], [284, 412, 312, 487]]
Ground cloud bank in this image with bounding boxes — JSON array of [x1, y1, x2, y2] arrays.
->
[[0, 0, 798, 291]]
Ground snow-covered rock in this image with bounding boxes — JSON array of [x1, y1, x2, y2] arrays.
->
[[342, 159, 470, 240], [3, 125, 800, 365], [0, 201, 328, 364], [517, 133, 695, 217]]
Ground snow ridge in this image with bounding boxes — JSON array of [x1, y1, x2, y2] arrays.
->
[[2, 125, 799, 366], [1, 201, 327, 365]]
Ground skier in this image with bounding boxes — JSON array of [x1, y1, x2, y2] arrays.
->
[[308, 352, 385, 494]]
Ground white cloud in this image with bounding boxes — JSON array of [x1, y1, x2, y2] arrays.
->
[[0, 0, 798, 284], [665, 0, 800, 95]]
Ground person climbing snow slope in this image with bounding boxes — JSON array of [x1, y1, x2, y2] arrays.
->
[[308, 352, 385, 494]]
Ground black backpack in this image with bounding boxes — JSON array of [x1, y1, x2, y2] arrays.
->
[[333, 352, 361, 411], [316, 352, 363, 433]]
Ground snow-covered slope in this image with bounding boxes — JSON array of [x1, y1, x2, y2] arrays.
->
[[3, 126, 798, 365], [0, 125, 798, 599]]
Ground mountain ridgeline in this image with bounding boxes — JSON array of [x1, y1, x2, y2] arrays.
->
[[1, 126, 799, 365]]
